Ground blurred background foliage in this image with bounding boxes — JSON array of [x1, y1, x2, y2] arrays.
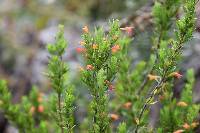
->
[[0, 0, 150, 99]]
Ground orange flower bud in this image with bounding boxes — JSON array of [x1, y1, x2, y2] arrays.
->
[[123, 102, 132, 109], [135, 118, 140, 125], [110, 113, 119, 121], [147, 74, 160, 81], [82, 26, 89, 33], [104, 80, 110, 85], [170, 72, 183, 79], [191, 122, 199, 128], [112, 35, 119, 40], [38, 105, 44, 113], [111, 45, 120, 53], [92, 44, 98, 49], [37, 96, 43, 103], [159, 95, 165, 101], [86, 65, 94, 70], [173, 129, 185, 133], [177, 101, 188, 107], [120, 26, 134, 35], [79, 41, 86, 46], [76, 47, 86, 53], [182, 123, 190, 130], [29, 106, 35, 114]]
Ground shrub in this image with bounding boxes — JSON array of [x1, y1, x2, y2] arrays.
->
[[0, 0, 198, 132]]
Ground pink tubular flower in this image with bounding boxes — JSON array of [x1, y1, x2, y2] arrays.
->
[[120, 26, 134, 35], [111, 45, 120, 53], [170, 72, 183, 79], [182, 123, 190, 130], [173, 129, 185, 133], [76, 47, 86, 53], [86, 65, 94, 70], [38, 105, 44, 113], [109, 84, 115, 90]]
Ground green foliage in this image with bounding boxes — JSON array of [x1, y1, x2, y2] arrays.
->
[[47, 25, 67, 56], [176, 0, 196, 42], [133, 0, 197, 132], [152, 0, 180, 35], [114, 59, 148, 130], [46, 25, 75, 133], [0, 81, 48, 133], [63, 85, 75, 131], [79, 20, 125, 132], [158, 69, 199, 133], [156, 0, 196, 76], [117, 122, 127, 133], [47, 25, 68, 94]]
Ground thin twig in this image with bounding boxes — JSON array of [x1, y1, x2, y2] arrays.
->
[[135, 80, 164, 133], [137, 30, 163, 95], [58, 93, 64, 133]]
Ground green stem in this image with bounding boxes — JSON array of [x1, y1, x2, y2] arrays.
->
[[135, 80, 164, 133], [58, 93, 64, 133], [137, 28, 164, 95]]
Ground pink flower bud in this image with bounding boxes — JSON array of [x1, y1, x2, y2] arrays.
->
[[76, 47, 86, 53], [120, 26, 134, 35]]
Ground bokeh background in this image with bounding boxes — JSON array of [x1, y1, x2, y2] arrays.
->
[[0, 0, 200, 132]]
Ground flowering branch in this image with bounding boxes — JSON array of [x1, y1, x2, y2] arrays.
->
[[79, 20, 126, 132], [135, 0, 196, 132], [137, 0, 181, 95]]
